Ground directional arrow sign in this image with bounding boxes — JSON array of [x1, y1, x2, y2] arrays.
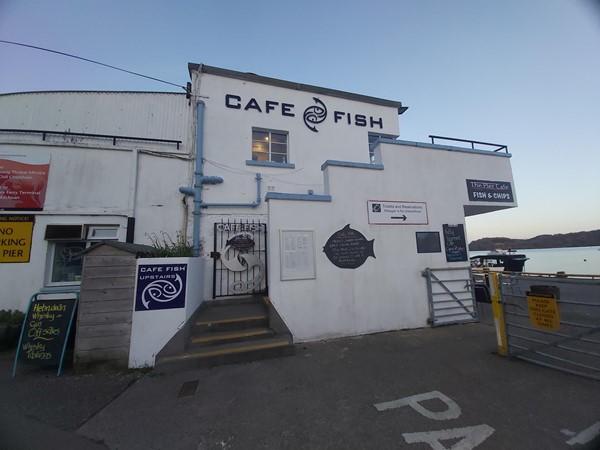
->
[[368, 200, 428, 225]]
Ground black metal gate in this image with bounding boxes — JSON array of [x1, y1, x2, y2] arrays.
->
[[212, 220, 268, 298]]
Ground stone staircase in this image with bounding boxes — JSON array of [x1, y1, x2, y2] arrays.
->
[[154, 296, 294, 372]]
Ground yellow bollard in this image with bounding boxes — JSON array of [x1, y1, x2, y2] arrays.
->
[[488, 271, 508, 356]]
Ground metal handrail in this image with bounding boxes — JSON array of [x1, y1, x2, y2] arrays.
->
[[0, 128, 183, 149], [429, 135, 508, 153]]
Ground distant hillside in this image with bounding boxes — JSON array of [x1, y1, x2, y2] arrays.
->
[[469, 229, 600, 251]]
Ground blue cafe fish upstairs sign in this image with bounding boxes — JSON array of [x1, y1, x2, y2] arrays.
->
[[135, 263, 187, 311]]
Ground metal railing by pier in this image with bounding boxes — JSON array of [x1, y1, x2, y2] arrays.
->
[[429, 135, 508, 153]]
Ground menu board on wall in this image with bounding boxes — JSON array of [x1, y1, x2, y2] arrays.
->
[[443, 224, 468, 262], [0, 153, 51, 211], [280, 230, 316, 280], [14, 294, 78, 376], [323, 224, 375, 269]]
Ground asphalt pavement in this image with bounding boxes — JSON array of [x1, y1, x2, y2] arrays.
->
[[1, 321, 599, 450]]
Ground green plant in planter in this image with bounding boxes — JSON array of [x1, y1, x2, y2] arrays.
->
[[0, 309, 25, 325], [145, 231, 195, 257], [0, 309, 26, 351]]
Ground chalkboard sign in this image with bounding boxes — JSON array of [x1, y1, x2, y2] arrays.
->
[[443, 224, 468, 262], [323, 224, 375, 269], [13, 293, 78, 376]]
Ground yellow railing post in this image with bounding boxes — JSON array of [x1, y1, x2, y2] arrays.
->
[[488, 271, 508, 356]]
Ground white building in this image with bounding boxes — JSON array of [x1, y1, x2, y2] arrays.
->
[[1, 64, 517, 349]]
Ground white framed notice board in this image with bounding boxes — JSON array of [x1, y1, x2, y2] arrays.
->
[[280, 229, 316, 280]]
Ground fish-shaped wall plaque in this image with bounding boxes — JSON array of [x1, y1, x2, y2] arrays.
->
[[323, 224, 375, 269]]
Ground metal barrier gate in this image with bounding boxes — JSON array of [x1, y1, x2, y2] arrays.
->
[[499, 273, 600, 380], [212, 220, 268, 298], [423, 267, 477, 327]]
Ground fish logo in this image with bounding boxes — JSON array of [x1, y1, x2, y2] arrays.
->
[[141, 275, 184, 309], [303, 97, 327, 132], [323, 224, 375, 269]]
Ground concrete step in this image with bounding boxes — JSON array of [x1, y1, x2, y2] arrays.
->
[[193, 302, 269, 333], [155, 335, 295, 372], [188, 327, 275, 348]]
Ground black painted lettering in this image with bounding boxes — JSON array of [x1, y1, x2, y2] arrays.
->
[[334, 111, 345, 123], [244, 98, 262, 112], [265, 100, 279, 113], [281, 103, 295, 117], [225, 94, 241, 109], [355, 114, 367, 127], [370, 117, 383, 129]]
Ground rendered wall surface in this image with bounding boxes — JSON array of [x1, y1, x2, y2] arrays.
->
[[128, 257, 204, 368], [191, 70, 402, 301], [266, 142, 515, 342], [0, 92, 193, 311]]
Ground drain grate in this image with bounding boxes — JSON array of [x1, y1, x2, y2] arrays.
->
[[178, 380, 199, 398]]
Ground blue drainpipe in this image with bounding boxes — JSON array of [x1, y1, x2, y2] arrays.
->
[[179, 100, 262, 256], [179, 100, 222, 256]]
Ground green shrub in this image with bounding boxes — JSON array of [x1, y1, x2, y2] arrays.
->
[[145, 231, 195, 257], [0, 309, 26, 325]]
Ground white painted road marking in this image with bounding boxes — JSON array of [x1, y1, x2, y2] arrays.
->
[[374, 390, 461, 421], [566, 421, 600, 446], [375, 390, 495, 449], [402, 425, 495, 450]]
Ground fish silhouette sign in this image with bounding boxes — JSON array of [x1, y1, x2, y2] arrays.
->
[[323, 224, 375, 269]]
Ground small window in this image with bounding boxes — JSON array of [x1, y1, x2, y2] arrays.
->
[[87, 225, 119, 240], [252, 129, 289, 163], [50, 241, 87, 283], [45, 224, 120, 285]]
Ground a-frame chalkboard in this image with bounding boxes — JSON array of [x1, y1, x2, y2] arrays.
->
[[13, 292, 79, 377]]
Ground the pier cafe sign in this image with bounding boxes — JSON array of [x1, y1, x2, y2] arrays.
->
[[225, 94, 386, 133]]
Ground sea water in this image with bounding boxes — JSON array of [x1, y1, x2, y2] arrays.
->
[[470, 246, 600, 275]]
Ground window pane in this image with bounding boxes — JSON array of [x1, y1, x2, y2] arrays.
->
[[253, 151, 269, 162], [252, 141, 268, 154], [271, 143, 287, 155], [271, 153, 287, 163], [271, 132, 287, 144], [252, 130, 269, 142], [88, 226, 118, 239], [51, 241, 86, 282]]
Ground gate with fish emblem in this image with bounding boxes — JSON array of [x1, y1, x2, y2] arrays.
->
[[211, 220, 268, 298]]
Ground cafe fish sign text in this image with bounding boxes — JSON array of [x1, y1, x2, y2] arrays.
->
[[225, 94, 386, 133]]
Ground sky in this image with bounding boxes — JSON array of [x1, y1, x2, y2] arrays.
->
[[1, 0, 599, 242]]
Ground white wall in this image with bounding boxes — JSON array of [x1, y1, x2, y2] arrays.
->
[[192, 70, 402, 301], [0, 92, 194, 312], [128, 257, 204, 368], [266, 142, 515, 342]]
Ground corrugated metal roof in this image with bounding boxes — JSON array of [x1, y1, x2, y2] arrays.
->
[[0, 91, 190, 141]]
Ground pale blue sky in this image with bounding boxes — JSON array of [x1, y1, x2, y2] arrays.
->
[[1, 0, 599, 242]]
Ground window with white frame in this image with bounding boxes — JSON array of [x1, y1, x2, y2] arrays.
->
[[252, 129, 289, 163], [45, 224, 119, 285]]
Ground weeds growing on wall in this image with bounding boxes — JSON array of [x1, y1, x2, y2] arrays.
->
[[145, 231, 195, 257]]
